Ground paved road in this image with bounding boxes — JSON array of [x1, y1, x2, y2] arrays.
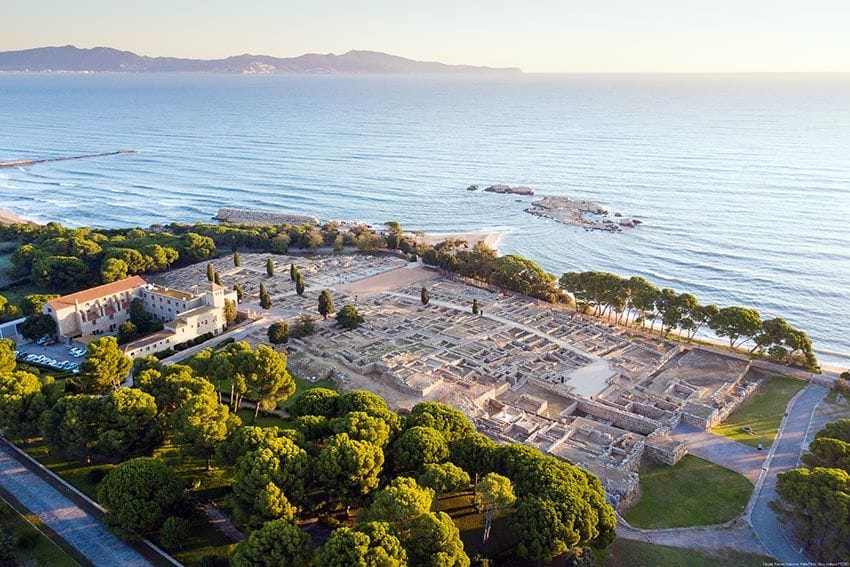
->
[[748, 383, 828, 564], [0, 441, 152, 567], [671, 423, 766, 484]]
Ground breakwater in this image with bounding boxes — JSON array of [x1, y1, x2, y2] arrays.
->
[[214, 208, 320, 226], [0, 150, 137, 169]]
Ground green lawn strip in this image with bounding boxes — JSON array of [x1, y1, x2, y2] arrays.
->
[[439, 492, 517, 560], [0, 491, 82, 566], [600, 538, 772, 567], [624, 455, 752, 529], [711, 375, 805, 448], [0, 282, 42, 309], [167, 521, 236, 567], [19, 439, 112, 501], [235, 408, 294, 428]]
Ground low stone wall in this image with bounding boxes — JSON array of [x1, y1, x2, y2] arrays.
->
[[644, 432, 688, 466], [576, 398, 660, 435]]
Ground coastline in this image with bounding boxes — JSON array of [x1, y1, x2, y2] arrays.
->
[[0, 208, 29, 225], [417, 229, 507, 252]]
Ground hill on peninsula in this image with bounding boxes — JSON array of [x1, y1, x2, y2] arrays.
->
[[0, 45, 521, 74]]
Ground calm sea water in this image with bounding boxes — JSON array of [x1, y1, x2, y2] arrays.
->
[[1, 73, 849, 366]]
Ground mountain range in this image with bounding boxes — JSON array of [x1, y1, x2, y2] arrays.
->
[[0, 45, 520, 74]]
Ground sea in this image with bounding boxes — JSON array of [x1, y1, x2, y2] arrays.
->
[[1, 73, 849, 367]]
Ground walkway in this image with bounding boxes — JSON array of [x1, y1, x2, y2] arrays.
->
[[748, 383, 828, 564], [0, 440, 152, 567], [616, 518, 768, 557], [671, 423, 765, 484]]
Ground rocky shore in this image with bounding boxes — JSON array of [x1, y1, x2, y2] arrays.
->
[[525, 196, 642, 232]]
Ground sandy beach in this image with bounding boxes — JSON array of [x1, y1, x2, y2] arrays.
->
[[0, 208, 29, 225]]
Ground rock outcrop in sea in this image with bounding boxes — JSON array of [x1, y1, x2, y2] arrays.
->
[[524, 196, 641, 232], [483, 184, 535, 196]]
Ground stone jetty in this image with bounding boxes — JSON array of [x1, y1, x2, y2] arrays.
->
[[214, 208, 320, 226], [0, 150, 137, 169]]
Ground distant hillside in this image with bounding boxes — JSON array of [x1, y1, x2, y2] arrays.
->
[[0, 45, 521, 74]]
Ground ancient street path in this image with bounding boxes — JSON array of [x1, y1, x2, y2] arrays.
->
[[671, 423, 766, 483], [616, 519, 768, 557], [0, 441, 152, 567], [748, 383, 828, 564]]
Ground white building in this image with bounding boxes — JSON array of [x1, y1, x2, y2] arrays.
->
[[43, 275, 237, 358]]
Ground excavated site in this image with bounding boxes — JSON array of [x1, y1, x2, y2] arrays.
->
[[155, 253, 762, 507]]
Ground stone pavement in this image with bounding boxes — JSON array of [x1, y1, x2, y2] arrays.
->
[[0, 440, 152, 567], [748, 384, 828, 564], [671, 423, 766, 483]]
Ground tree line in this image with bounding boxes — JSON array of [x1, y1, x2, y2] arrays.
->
[[559, 270, 817, 369], [774, 417, 850, 563]]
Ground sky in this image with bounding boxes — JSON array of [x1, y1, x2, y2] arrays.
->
[[2, 0, 850, 73]]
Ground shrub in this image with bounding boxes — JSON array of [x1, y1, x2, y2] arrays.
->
[[268, 322, 289, 344], [87, 466, 111, 485], [159, 516, 191, 549], [15, 532, 39, 550]]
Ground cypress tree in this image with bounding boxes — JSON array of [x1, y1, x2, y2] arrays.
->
[[266, 258, 275, 277], [259, 283, 272, 309]]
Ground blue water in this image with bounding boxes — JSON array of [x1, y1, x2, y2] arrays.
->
[[1, 73, 849, 366]]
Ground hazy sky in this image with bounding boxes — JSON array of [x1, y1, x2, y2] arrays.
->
[[3, 0, 849, 72]]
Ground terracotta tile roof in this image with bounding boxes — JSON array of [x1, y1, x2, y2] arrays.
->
[[47, 276, 147, 310]]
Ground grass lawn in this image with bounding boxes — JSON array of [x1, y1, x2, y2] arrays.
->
[[0, 496, 79, 566], [600, 538, 772, 567], [624, 455, 752, 529], [711, 375, 805, 448], [439, 492, 517, 560], [20, 439, 114, 501], [0, 281, 42, 309], [215, 373, 336, 417]]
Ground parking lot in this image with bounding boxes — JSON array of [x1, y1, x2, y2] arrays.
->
[[15, 339, 83, 373]]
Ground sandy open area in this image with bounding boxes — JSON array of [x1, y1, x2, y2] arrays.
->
[[338, 264, 439, 297]]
